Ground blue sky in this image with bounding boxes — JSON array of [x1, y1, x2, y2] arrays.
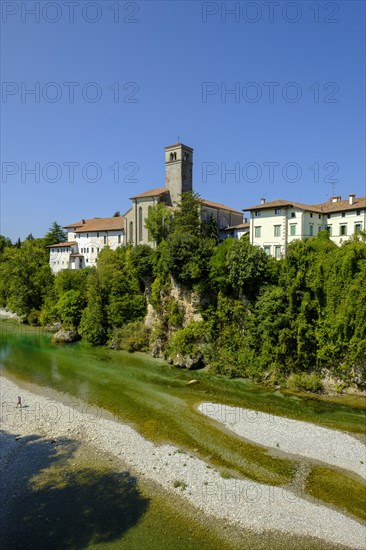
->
[[1, 0, 365, 241]]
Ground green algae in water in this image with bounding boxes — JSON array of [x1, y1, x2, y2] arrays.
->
[[306, 466, 366, 523], [1, 319, 366, 524]]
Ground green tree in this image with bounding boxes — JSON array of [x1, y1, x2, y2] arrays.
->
[[209, 238, 236, 291], [227, 239, 270, 298], [0, 235, 12, 255], [172, 192, 202, 237], [0, 239, 53, 316], [79, 273, 107, 345], [144, 203, 173, 245], [204, 215, 219, 244], [57, 289, 86, 328], [45, 222, 67, 246]]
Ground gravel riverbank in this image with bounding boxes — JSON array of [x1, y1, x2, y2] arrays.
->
[[198, 403, 366, 480], [1, 376, 365, 549]]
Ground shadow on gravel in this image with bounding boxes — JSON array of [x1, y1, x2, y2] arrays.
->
[[0, 430, 149, 550]]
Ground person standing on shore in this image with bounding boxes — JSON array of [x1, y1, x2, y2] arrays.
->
[[16, 396, 22, 408]]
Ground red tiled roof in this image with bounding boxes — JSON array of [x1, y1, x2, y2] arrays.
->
[[317, 196, 366, 213], [224, 222, 250, 230], [244, 196, 366, 214], [130, 187, 167, 200], [47, 241, 76, 248], [75, 217, 124, 232], [63, 220, 86, 228], [200, 198, 242, 214], [244, 199, 322, 213]]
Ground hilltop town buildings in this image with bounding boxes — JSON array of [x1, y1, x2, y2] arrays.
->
[[246, 195, 366, 259], [48, 142, 365, 273], [48, 143, 244, 273]]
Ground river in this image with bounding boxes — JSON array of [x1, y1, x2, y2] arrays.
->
[[1, 319, 365, 549]]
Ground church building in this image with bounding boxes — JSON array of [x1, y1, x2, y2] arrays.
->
[[123, 142, 243, 245], [48, 142, 244, 273]]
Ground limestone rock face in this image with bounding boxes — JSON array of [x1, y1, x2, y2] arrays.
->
[[145, 277, 206, 368], [169, 281, 203, 327], [46, 322, 62, 333], [52, 329, 79, 344], [168, 352, 204, 370]]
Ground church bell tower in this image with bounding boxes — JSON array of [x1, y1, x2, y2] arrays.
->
[[165, 142, 193, 206]]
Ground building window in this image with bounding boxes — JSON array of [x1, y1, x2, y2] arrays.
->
[[97, 232, 99, 238], [129, 221, 133, 243], [184, 152, 189, 161], [354, 224, 362, 233], [274, 246, 281, 259], [357, 210, 361, 216], [341, 212, 345, 218], [255, 211, 261, 217], [91, 248, 94, 253], [291, 212, 296, 218], [264, 246, 271, 256], [97, 247, 99, 252], [310, 213, 313, 218], [318, 214, 321, 219], [104, 236, 107, 245], [254, 226, 261, 238], [340, 225, 347, 236], [327, 213, 331, 219], [309, 225, 314, 236], [139, 206, 143, 242], [290, 224, 296, 236], [274, 225, 281, 237], [326, 225, 332, 235], [274, 209, 281, 215], [87, 233, 89, 238], [118, 234, 121, 244]]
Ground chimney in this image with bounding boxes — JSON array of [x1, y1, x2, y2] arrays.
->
[[260, 198, 266, 205], [349, 194, 356, 205], [82, 219, 85, 224], [330, 196, 341, 203]]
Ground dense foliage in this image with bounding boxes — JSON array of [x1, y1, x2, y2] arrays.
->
[[0, 200, 365, 390]]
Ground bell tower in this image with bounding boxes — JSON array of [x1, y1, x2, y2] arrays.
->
[[165, 142, 193, 206]]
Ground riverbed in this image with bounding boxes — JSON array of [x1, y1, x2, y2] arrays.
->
[[1, 320, 365, 548]]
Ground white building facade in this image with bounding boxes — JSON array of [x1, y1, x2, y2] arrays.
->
[[48, 217, 125, 274], [245, 195, 366, 258]]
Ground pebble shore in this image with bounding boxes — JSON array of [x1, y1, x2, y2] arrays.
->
[[1, 376, 365, 549], [198, 402, 366, 480]]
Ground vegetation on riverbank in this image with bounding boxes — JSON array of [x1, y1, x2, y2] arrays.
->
[[1, 194, 366, 392]]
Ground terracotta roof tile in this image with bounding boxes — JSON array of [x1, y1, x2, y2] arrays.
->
[[244, 199, 322, 213], [245, 196, 366, 214], [317, 196, 366, 213], [200, 198, 242, 214], [75, 217, 124, 233], [63, 220, 86, 228], [47, 241, 76, 248], [224, 222, 250, 230], [130, 187, 167, 199]]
